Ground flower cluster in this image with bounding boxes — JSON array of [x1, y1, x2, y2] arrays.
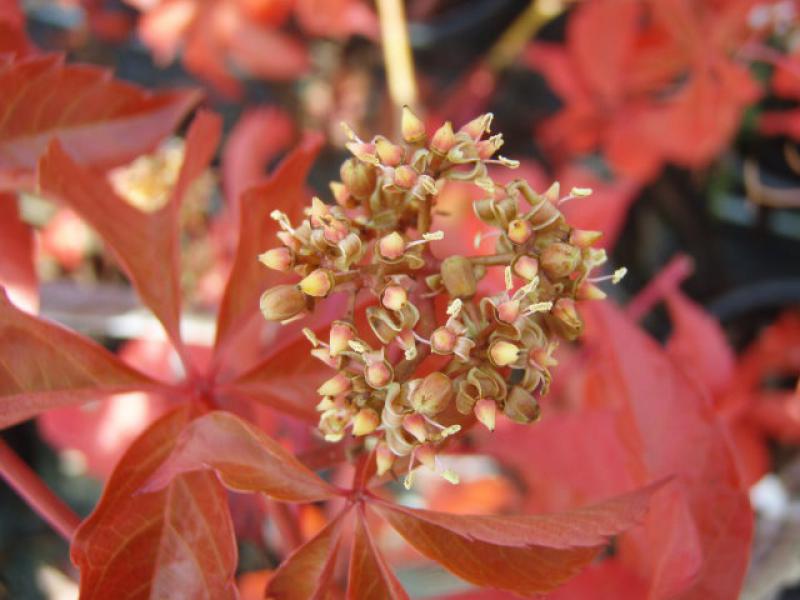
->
[[259, 108, 623, 485]]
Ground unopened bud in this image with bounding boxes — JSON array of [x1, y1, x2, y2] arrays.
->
[[382, 285, 408, 311], [430, 121, 456, 154], [569, 229, 602, 248], [340, 158, 377, 200], [260, 285, 307, 322], [329, 321, 356, 356], [378, 232, 406, 260], [529, 346, 558, 369], [431, 326, 457, 354], [375, 137, 404, 166], [393, 165, 418, 190], [577, 281, 607, 300], [540, 242, 581, 279], [489, 340, 520, 367], [403, 413, 428, 443], [299, 269, 335, 297], [258, 247, 294, 272], [496, 299, 520, 323], [551, 297, 583, 340], [401, 106, 426, 143], [317, 373, 351, 396], [365, 360, 393, 389], [503, 386, 541, 424], [330, 181, 356, 208], [512, 255, 539, 280], [410, 372, 453, 417], [376, 443, 395, 476], [441, 256, 477, 298], [474, 398, 496, 431], [507, 219, 533, 245], [460, 113, 493, 140], [352, 408, 380, 436]]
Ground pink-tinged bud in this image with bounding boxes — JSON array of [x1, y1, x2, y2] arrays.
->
[[441, 256, 477, 298], [376, 443, 395, 476], [345, 141, 378, 164], [415, 444, 436, 469], [430, 121, 456, 154], [503, 386, 541, 424], [489, 339, 520, 367], [365, 360, 393, 389], [260, 285, 307, 322], [577, 281, 607, 301], [375, 137, 405, 166], [529, 346, 558, 369], [431, 326, 457, 354], [329, 181, 356, 208], [329, 321, 356, 356], [299, 269, 335, 297], [393, 165, 418, 190], [551, 297, 583, 340], [460, 113, 493, 140], [382, 285, 408, 311], [340, 158, 377, 200], [401, 106, 426, 143], [317, 373, 351, 396], [403, 413, 428, 443], [507, 219, 533, 245], [258, 247, 294, 272], [309, 196, 329, 227], [513, 255, 539, 280], [569, 229, 603, 248], [352, 408, 380, 436], [378, 232, 406, 260], [277, 231, 301, 252], [410, 372, 453, 416], [540, 242, 581, 279], [476, 134, 503, 160], [474, 398, 496, 431], [496, 299, 520, 323]]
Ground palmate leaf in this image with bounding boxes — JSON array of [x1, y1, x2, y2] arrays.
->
[[347, 510, 408, 600], [73, 408, 238, 599], [0, 54, 200, 190]]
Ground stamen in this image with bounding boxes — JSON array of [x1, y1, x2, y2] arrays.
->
[[474, 230, 501, 249], [446, 298, 463, 317], [523, 301, 554, 316], [589, 267, 628, 285]]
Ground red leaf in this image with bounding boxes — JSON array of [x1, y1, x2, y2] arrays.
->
[[0, 0, 32, 57], [38, 111, 221, 357], [72, 408, 238, 599], [0, 288, 157, 429], [213, 133, 322, 368], [582, 303, 753, 599], [0, 193, 37, 312], [145, 411, 341, 502], [0, 54, 200, 190], [348, 510, 408, 600], [265, 509, 347, 599], [372, 482, 663, 596]]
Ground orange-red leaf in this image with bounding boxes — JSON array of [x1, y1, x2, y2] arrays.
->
[[145, 411, 340, 502], [265, 509, 347, 600], [348, 510, 408, 600], [373, 482, 663, 596], [38, 110, 221, 354], [0, 54, 200, 190], [72, 408, 238, 599], [0, 193, 36, 312], [0, 288, 157, 429]]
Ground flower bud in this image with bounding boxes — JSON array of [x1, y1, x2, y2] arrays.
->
[[329, 181, 356, 208], [577, 281, 607, 300], [382, 285, 408, 311], [551, 297, 583, 340], [340, 157, 377, 200], [299, 269, 335, 297], [317, 373, 351, 396], [540, 242, 581, 279], [402, 413, 428, 443], [352, 408, 380, 436], [378, 232, 406, 260], [410, 372, 453, 417], [460, 113, 493, 140], [441, 256, 477, 298], [260, 284, 307, 322], [258, 247, 294, 272], [431, 326, 457, 354], [512, 255, 539, 280], [489, 340, 520, 367], [365, 360, 393, 389], [393, 165, 418, 190], [474, 398, 496, 431], [496, 299, 520, 323], [329, 321, 356, 356], [507, 219, 533, 245], [375, 137, 404, 166], [569, 229, 603, 248], [430, 121, 456, 154], [503, 386, 541, 424], [376, 442, 395, 476], [401, 106, 426, 143]]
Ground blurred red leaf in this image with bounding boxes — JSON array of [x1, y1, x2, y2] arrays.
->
[[0, 193, 36, 312], [145, 411, 341, 501], [581, 302, 753, 599], [0, 288, 158, 429], [373, 481, 663, 596], [38, 111, 221, 357], [0, 0, 32, 57], [0, 54, 200, 190], [348, 510, 408, 600], [73, 408, 238, 599], [265, 509, 347, 599]]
